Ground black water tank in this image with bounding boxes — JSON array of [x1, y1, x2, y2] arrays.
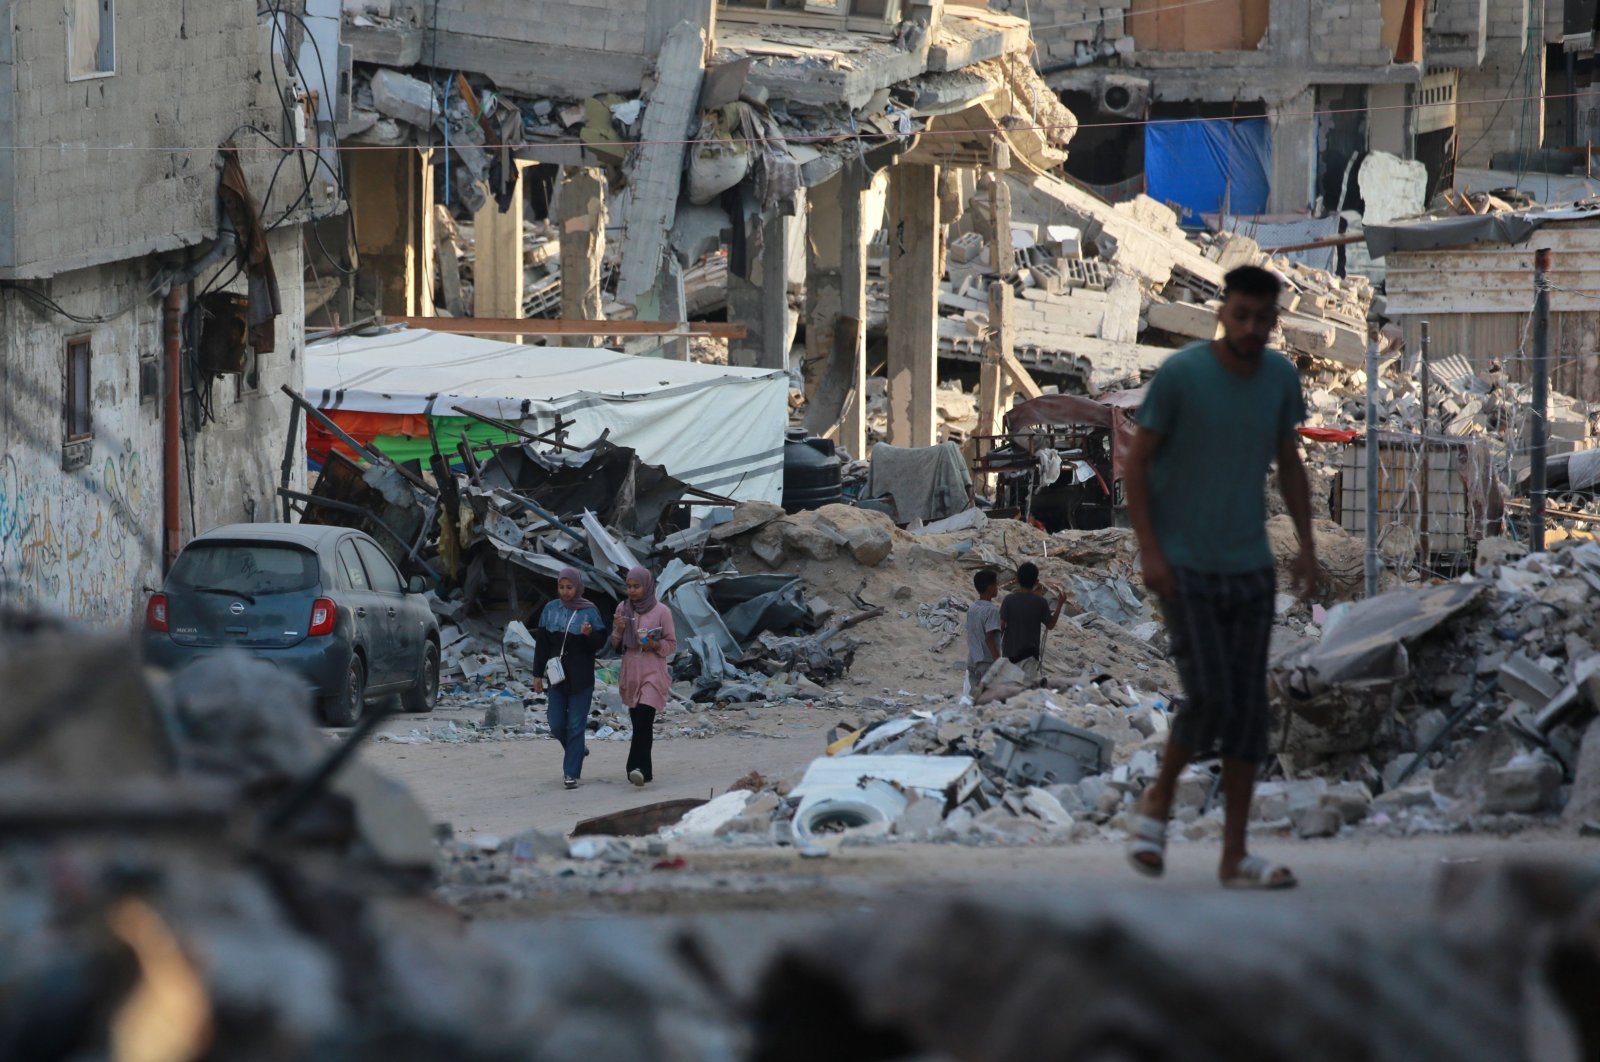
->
[[782, 431, 843, 513]]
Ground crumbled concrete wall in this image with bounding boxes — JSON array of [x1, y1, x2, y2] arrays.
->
[[991, 0, 1130, 65], [1310, 0, 1395, 66], [1428, 0, 1489, 67], [1456, 2, 1542, 169], [0, 228, 306, 626], [425, 0, 681, 99], [0, 2, 326, 278]]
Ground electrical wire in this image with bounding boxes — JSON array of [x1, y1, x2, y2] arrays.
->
[[260, 0, 359, 275], [3, 85, 1596, 156], [2, 283, 140, 324]]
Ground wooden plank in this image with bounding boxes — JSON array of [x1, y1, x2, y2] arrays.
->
[[1183, 0, 1246, 50], [473, 186, 524, 333], [999, 350, 1044, 400], [390, 316, 748, 338], [1242, 0, 1270, 46], [978, 283, 1010, 441]]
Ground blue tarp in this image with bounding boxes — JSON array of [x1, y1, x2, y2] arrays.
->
[[1145, 119, 1271, 228]]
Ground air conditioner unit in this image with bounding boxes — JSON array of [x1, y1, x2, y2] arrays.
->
[[1098, 75, 1151, 120]]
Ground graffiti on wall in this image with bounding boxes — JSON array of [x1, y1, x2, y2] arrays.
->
[[0, 443, 155, 624]]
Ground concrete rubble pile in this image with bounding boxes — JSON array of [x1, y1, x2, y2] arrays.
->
[[0, 612, 750, 1059], [435, 819, 1600, 1062], [885, 172, 1376, 406], [1268, 538, 1600, 837], [443, 516, 1600, 864], [431, 508, 1389, 858], [9, 607, 1595, 1060], [1286, 323, 1598, 552]]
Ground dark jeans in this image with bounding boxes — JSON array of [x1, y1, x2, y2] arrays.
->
[[627, 705, 656, 782], [547, 683, 593, 779]]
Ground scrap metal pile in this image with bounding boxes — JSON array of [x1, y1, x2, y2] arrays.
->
[[283, 396, 877, 725], [1270, 537, 1600, 831]]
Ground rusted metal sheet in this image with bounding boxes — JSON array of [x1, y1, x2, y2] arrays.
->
[[571, 798, 708, 837]]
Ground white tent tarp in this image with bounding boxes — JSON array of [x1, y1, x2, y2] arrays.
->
[[305, 328, 789, 504]]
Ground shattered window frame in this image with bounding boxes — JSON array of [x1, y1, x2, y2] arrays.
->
[[66, 0, 116, 81], [64, 335, 93, 444]]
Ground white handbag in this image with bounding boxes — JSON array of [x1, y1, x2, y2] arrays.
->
[[545, 613, 574, 686]]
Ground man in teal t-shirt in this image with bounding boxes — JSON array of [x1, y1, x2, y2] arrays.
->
[[1122, 265, 1317, 891]]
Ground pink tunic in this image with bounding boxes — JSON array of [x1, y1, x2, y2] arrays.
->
[[613, 602, 677, 710]]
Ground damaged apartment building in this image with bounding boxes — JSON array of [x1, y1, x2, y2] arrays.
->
[[331, 0, 1082, 458], [0, 0, 342, 622], [998, 0, 1589, 259], [332, 0, 1374, 453]]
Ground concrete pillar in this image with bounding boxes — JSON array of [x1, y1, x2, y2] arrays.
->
[[838, 168, 870, 457], [347, 146, 425, 316], [1268, 88, 1317, 215], [978, 143, 1013, 451], [1369, 83, 1410, 158], [759, 208, 792, 371], [473, 162, 525, 333], [616, 20, 705, 314], [728, 238, 762, 369], [886, 163, 940, 449], [805, 175, 845, 399], [557, 167, 607, 346], [801, 168, 871, 456], [730, 195, 804, 371]]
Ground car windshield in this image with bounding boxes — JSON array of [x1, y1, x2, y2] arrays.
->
[[169, 542, 319, 596]]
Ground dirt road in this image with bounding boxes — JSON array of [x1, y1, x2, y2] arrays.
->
[[358, 697, 834, 839], [360, 702, 1596, 927]]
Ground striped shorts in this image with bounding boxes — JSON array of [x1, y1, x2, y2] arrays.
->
[[1161, 566, 1277, 765]]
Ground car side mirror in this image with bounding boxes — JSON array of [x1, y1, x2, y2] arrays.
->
[[406, 575, 428, 594]]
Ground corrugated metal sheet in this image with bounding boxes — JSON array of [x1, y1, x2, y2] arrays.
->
[[1384, 222, 1600, 315], [1385, 213, 1600, 401]]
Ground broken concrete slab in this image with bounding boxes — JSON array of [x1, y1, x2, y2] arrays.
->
[[1291, 804, 1343, 838], [1566, 718, 1600, 828], [1498, 652, 1563, 708], [814, 505, 894, 567], [1483, 755, 1563, 815], [344, 18, 422, 66], [1146, 299, 1221, 340], [617, 21, 707, 313], [1320, 781, 1374, 825], [370, 68, 439, 129]]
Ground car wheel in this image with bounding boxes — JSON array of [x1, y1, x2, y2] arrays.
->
[[320, 655, 365, 727], [402, 640, 440, 714]]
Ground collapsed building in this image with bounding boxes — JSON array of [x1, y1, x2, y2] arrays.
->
[[1006, 0, 1575, 241]]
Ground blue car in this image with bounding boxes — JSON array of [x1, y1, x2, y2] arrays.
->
[[144, 523, 440, 725]]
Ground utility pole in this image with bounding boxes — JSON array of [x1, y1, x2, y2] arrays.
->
[[1530, 247, 1552, 552], [1418, 321, 1431, 570], [1364, 328, 1381, 598]]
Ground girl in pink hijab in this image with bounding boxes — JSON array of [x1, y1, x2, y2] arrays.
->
[[611, 565, 676, 786]]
